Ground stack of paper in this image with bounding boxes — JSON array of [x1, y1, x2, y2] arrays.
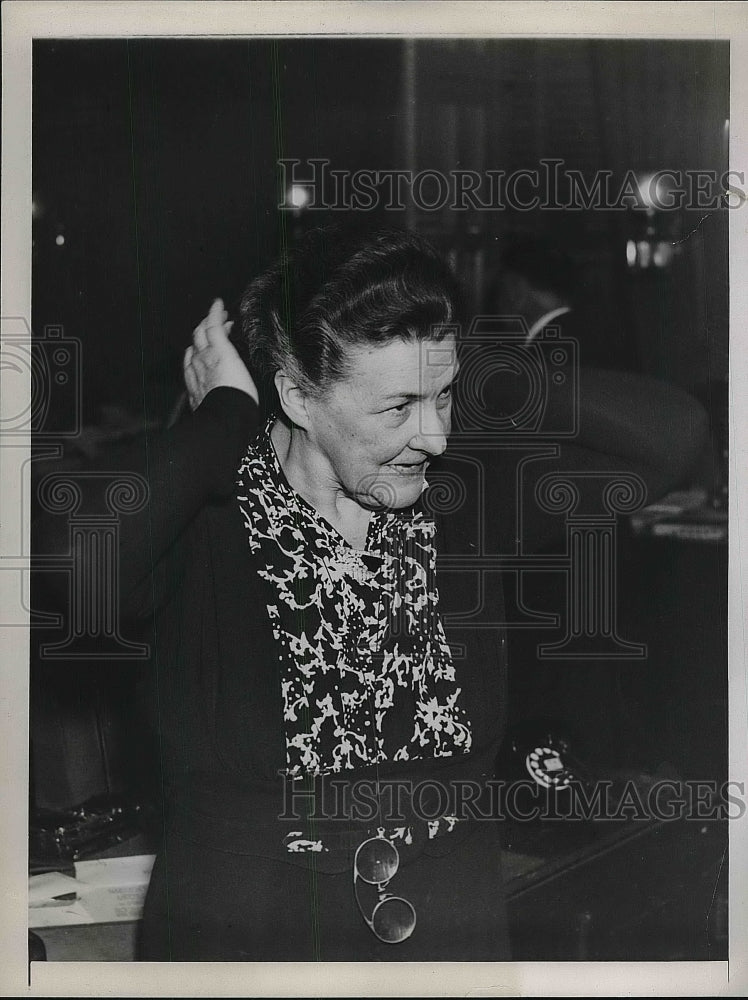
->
[[28, 854, 156, 928]]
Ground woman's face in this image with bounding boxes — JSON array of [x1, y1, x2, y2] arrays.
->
[[303, 334, 458, 510]]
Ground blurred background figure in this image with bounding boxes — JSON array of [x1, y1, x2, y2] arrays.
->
[[484, 233, 633, 370], [487, 235, 576, 346]]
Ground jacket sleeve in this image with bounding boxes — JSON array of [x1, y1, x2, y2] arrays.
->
[[33, 387, 259, 621], [467, 366, 711, 554]]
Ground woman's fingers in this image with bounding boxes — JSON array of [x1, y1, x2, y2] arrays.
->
[[208, 297, 225, 322], [193, 320, 209, 352], [184, 341, 207, 387], [192, 347, 210, 375], [183, 347, 199, 409], [204, 300, 230, 346], [184, 369, 199, 409], [186, 297, 256, 409], [194, 300, 229, 353]]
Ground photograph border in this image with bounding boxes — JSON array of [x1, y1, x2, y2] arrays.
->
[[2, 2, 747, 995]]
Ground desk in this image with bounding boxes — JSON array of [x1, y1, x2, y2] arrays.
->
[[506, 532, 728, 781], [32, 814, 727, 962], [34, 922, 139, 962]]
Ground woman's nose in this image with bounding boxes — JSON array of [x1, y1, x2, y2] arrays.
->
[[410, 409, 450, 456]]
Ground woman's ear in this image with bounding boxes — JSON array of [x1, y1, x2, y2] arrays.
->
[[274, 370, 311, 430]]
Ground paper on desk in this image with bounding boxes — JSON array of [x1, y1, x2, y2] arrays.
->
[[28, 872, 80, 907], [28, 855, 156, 928], [74, 854, 155, 886], [29, 899, 93, 928]]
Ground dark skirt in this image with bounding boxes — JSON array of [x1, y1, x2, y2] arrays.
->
[[138, 818, 510, 962]]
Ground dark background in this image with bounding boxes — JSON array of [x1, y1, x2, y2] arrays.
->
[[32, 39, 728, 424], [29, 41, 729, 955]]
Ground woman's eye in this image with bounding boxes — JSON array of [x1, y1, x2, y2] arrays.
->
[[390, 402, 410, 413], [438, 387, 452, 403]]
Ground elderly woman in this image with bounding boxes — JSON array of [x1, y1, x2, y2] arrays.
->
[[38, 227, 708, 961], [137, 228, 512, 961]]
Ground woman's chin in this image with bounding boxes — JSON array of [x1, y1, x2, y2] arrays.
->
[[357, 478, 425, 510]]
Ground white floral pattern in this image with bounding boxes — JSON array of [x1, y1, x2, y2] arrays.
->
[[235, 421, 473, 778]]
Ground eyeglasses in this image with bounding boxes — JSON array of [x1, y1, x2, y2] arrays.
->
[[353, 831, 416, 944]]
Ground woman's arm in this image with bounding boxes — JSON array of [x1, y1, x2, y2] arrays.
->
[[119, 386, 259, 616], [33, 300, 260, 619]]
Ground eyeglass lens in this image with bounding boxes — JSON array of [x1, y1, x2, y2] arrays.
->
[[371, 895, 417, 943], [355, 837, 399, 884]]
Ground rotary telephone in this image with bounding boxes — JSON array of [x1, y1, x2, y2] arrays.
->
[[497, 718, 595, 792]]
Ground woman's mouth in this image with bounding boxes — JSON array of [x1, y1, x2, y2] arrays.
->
[[387, 461, 428, 477]]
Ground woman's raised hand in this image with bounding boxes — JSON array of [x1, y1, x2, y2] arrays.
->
[[183, 298, 259, 411]]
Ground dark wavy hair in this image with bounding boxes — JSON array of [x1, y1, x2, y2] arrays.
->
[[238, 226, 460, 412]]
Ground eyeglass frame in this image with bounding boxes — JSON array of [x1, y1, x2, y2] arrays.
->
[[353, 829, 417, 944]]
